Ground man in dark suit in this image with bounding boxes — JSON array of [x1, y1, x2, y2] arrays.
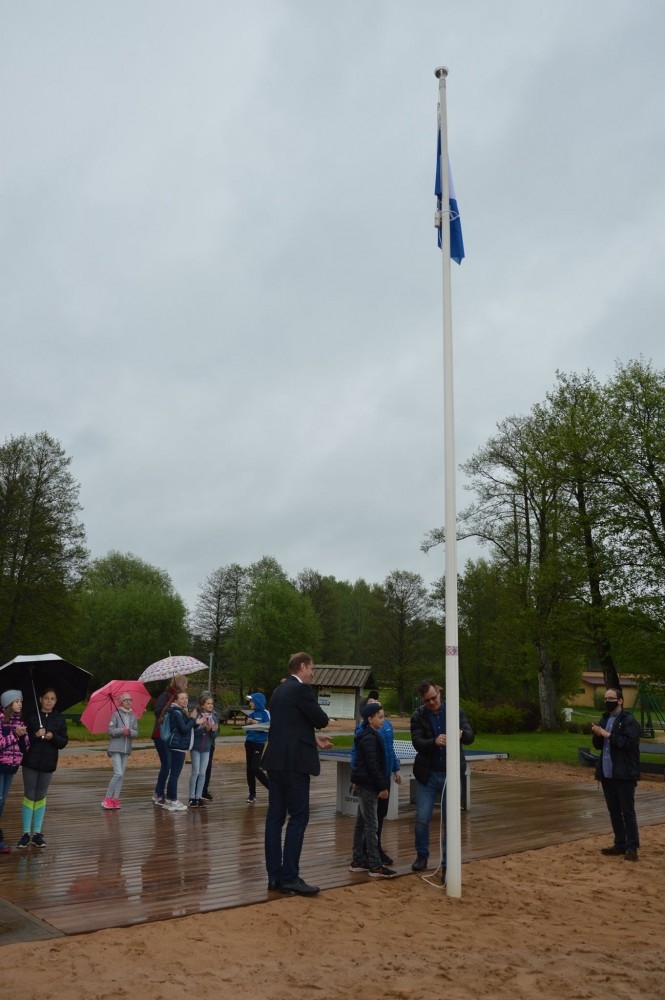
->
[[263, 652, 332, 895]]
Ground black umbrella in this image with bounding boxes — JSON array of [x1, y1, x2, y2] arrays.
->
[[0, 653, 92, 717]]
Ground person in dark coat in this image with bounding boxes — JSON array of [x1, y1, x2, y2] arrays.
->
[[151, 673, 189, 807], [263, 652, 332, 896], [410, 679, 474, 883], [18, 688, 69, 849], [349, 702, 396, 878], [591, 687, 641, 861]]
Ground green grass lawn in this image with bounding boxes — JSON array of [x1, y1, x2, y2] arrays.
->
[[64, 708, 253, 743]]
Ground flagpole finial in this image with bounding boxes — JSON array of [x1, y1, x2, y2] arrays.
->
[[434, 66, 449, 79]]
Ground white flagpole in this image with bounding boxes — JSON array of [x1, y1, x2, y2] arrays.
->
[[435, 65, 462, 899]]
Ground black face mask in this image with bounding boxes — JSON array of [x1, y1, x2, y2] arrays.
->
[[605, 700, 619, 713]]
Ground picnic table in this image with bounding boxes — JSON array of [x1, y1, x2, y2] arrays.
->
[[222, 705, 251, 726], [319, 740, 509, 820]]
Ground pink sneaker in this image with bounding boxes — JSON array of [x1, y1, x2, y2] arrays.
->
[[113, 799, 121, 809], [101, 797, 115, 810]]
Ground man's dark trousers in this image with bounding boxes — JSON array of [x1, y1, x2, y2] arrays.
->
[[265, 769, 310, 883], [601, 777, 639, 851]]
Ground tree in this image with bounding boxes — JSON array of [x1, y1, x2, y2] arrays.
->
[[0, 432, 87, 660], [454, 559, 533, 703], [232, 558, 321, 693], [450, 411, 586, 728], [370, 570, 435, 713], [191, 563, 248, 674], [71, 551, 189, 684]]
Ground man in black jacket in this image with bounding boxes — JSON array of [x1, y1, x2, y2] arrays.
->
[[410, 680, 474, 882], [263, 652, 332, 895], [591, 687, 641, 861]]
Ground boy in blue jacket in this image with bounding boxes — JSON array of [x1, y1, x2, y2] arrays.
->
[[244, 692, 270, 803]]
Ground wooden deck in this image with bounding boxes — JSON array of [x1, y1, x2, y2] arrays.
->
[[0, 759, 664, 939]]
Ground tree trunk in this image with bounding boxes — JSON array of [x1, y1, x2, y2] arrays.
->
[[535, 637, 560, 730]]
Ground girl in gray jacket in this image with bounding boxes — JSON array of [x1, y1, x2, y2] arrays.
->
[[102, 693, 138, 810]]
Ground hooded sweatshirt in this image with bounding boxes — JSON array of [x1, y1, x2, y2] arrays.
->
[[245, 692, 270, 745]]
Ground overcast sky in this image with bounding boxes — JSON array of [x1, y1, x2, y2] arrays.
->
[[2, 1, 664, 613]]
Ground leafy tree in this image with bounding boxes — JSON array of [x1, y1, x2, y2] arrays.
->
[[295, 569, 360, 663], [71, 551, 189, 684], [369, 570, 436, 713], [232, 564, 321, 693], [191, 563, 248, 678], [543, 370, 621, 689], [0, 432, 87, 660], [454, 559, 534, 703]]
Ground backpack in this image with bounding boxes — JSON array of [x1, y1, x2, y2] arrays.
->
[[160, 707, 173, 745]]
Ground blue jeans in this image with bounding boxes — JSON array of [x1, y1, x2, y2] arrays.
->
[[166, 750, 186, 801], [415, 771, 448, 864], [189, 750, 210, 799], [153, 737, 171, 797], [0, 771, 15, 821], [264, 770, 310, 884]]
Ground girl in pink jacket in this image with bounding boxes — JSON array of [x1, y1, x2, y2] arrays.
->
[[0, 689, 30, 853]]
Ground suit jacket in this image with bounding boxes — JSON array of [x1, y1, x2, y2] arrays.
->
[[262, 676, 329, 776]]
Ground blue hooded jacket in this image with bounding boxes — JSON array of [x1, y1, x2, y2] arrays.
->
[[245, 692, 270, 745]]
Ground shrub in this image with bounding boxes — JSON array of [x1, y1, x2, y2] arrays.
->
[[461, 699, 527, 734]]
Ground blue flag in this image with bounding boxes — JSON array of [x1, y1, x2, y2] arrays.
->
[[435, 130, 464, 264]]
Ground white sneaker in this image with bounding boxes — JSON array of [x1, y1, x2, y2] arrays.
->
[[169, 800, 188, 811]]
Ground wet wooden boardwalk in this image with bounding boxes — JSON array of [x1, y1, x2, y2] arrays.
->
[[0, 758, 664, 938]]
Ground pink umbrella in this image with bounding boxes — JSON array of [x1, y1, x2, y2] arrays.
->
[[81, 679, 152, 734]]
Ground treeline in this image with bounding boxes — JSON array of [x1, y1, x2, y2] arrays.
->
[[425, 358, 665, 728], [3, 358, 665, 727]]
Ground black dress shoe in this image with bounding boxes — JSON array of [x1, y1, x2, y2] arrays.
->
[[600, 845, 626, 856], [268, 880, 281, 891], [411, 855, 428, 872], [624, 848, 639, 861], [280, 878, 320, 896]]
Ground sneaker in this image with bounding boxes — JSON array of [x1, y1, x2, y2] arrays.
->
[[166, 800, 187, 812], [246, 795, 256, 804], [201, 791, 213, 801], [32, 833, 46, 849], [188, 799, 199, 808], [349, 860, 370, 873], [154, 796, 166, 807], [101, 797, 115, 810], [369, 865, 397, 878], [379, 849, 394, 865], [0, 841, 10, 854], [113, 799, 121, 809], [197, 797, 206, 807], [16, 833, 31, 849]]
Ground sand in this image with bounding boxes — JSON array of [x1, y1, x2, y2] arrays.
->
[[4, 724, 665, 998]]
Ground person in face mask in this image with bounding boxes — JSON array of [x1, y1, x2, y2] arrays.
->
[[591, 687, 641, 861]]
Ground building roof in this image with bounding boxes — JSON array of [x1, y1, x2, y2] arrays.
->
[[312, 665, 376, 689], [582, 672, 637, 689]]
